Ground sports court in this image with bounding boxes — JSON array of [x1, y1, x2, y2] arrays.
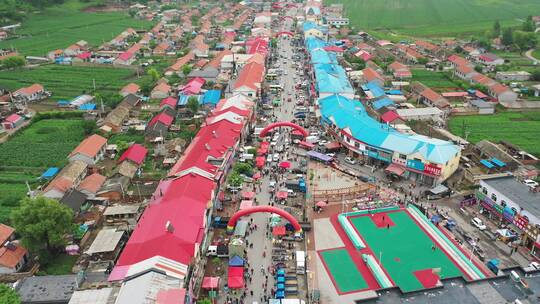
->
[[349, 210, 464, 292], [319, 248, 368, 293], [317, 206, 488, 295]]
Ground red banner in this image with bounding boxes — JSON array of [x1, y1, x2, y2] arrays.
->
[[424, 164, 442, 176]]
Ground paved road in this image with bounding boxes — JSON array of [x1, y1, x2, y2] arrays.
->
[[240, 7, 309, 304], [525, 49, 539, 64]]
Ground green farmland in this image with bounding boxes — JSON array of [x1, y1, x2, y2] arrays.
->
[[449, 112, 540, 157], [411, 69, 459, 90], [0, 64, 142, 101], [0, 119, 86, 168], [0, 0, 152, 56], [327, 0, 540, 37]]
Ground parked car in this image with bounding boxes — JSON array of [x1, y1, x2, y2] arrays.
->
[[344, 157, 356, 165], [471, 217, 487, 230], [524, 179, 539, 189]]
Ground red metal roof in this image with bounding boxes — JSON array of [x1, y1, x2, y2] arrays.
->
[[118, 51, 133, 61], [115, 175, 214, 267], [148, 112, 174, 127], [180, 77, 205, 95], [234, 62, 264, 90], [380, 111, 401, 123], [5, 114, 22, 123], [118, 144, 148, 165], [160, 96, 177, 108]]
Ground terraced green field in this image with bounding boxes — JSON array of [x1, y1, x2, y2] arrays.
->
[[0, 0, 152, 56], [0, 64, 141, 100], [449, 112, 540, 156], [327, 0, 540, 37]]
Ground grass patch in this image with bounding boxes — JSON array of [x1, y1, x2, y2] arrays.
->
[[0, 119, 87, 168], [0, 0, 152, 56], [411, 69, 459, 89], [449, 112, 540, 156], [0, 183, 29, 224], [327, 0, 540, 37], [532, 49, 540, 61], [0, 64, 147, 101], [38, 254, 78, 276]]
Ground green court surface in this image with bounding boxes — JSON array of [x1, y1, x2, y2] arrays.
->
[[349, 211, 464, 292], [319, 248, 368, 293]]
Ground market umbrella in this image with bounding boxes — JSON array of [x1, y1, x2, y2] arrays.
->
[[316, 201, 327, 207], [272, 226, 287, 236], [276, 191, 288, 200], [201, 277, 220, 289], [279, 161, 291, 169], [241, 191, 256, 199]]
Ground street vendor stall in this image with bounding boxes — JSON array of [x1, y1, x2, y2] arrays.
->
[[227, 266, 244, 289]]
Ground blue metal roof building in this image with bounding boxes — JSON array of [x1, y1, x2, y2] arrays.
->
[[364, 81, 386, 99], [313, 64, 354, 96], [372, 98, 395, 110], [318, 95, 460, 165]]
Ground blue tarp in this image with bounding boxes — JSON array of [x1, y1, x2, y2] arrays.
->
[[177, 94, 201, 106], [372, 98, 395, 110], [57, 100, 70, 106], [490, 158, 506, 167], [79, 103, 96, 110], [480, 159, 495, 169], [202, 90, 221, 105], [385, 90, 403, 95], [41, 167, 59, 179], [228, 255, 244, 267]]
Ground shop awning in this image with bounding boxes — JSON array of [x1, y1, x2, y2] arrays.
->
[[272, 226, 286, 236], [276, 191, 288, 199], [385, 163, 405, 176], [227, 266, 244, 289], [240, 200, 253, 210], [324, 141, 341, 150], [201, 277, 220, 289], [241, 191, 256, 199], [298, 141, 314, 149]]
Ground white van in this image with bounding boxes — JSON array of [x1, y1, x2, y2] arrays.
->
[[296, 251, 305, 274]]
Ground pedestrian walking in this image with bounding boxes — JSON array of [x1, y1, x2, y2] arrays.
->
[[387, 223, 390, 229], [432, 244, 436, 251]]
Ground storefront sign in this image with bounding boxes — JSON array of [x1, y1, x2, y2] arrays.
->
[[407, 159, 425, 171], [424, 164, 442, 176]]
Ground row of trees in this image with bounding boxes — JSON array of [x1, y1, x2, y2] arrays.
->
[[0, 56, 25, 70], [488, 17, 538, 51]]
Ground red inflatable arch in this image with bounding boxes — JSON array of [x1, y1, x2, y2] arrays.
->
[[259, 121, 308, 138], [275, 31, 294, 38], [227, 206, 302, 232]]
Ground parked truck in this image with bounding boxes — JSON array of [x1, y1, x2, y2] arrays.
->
[[206, 244, 229, 258]]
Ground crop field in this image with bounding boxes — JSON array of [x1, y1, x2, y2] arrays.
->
[[0, 64, 141, 100], [411, 69, 459, 90], [0, 119, 86, 168], [326, 0, 540, 37], [533, 49, 540, 61], [0, 182, 29, 224], [449, 112, 540, 157], [0, 0, 152, 56]]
